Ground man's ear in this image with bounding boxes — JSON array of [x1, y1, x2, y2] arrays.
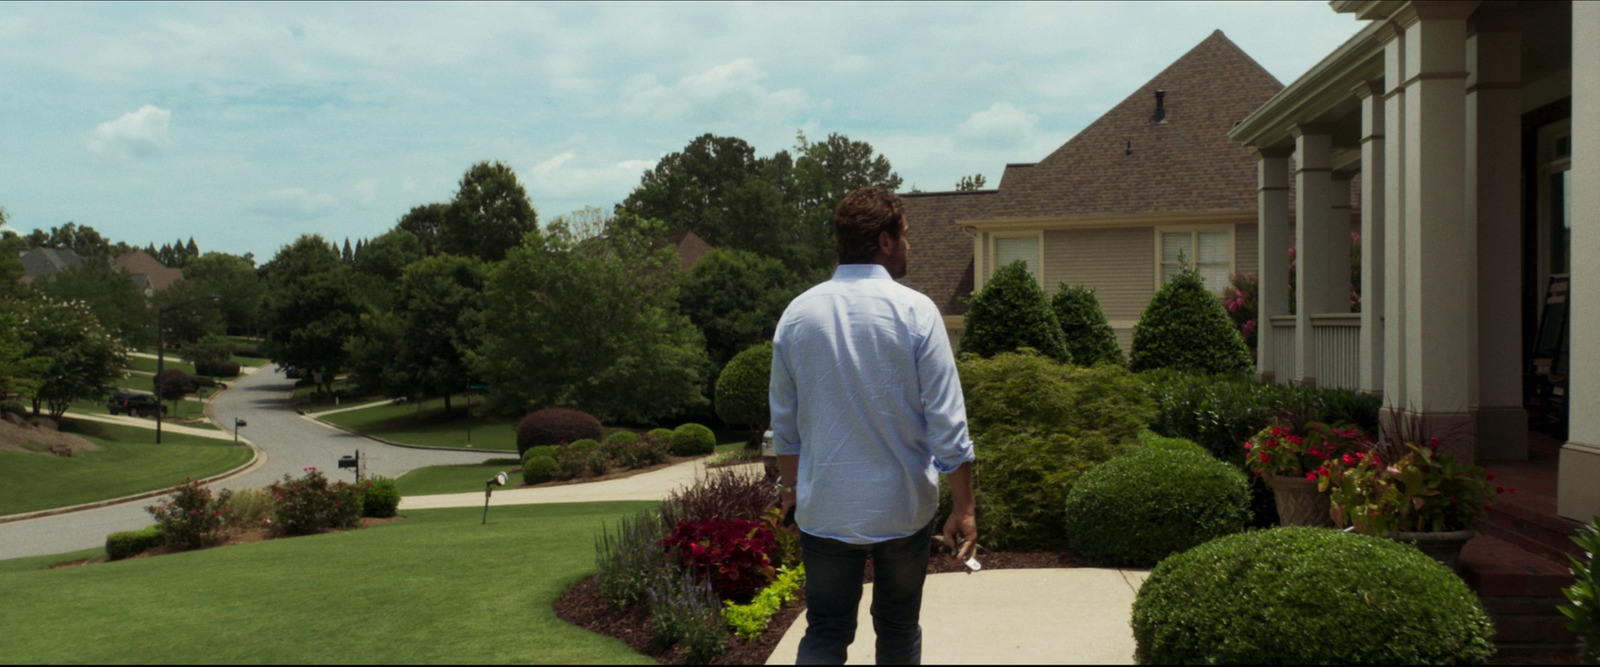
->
[[877, 230, 895, 255]]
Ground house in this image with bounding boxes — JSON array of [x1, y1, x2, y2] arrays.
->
[[660, 231, 716, 272], [18, 247, 84, 283], [112, 250, 183, 295], [902, 30, 1286, 352]]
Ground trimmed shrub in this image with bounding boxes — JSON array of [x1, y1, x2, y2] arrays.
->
[[145, 478, 230, 550], [715, 341, 773, 430], [607, 433, 670, 469], [1142, 368, 1283, 463], [670, 423, 716, 456], [967, 430, 1127, 551], [649, 427, 674, 438], [523, 445, 560, 462], [193, 360, 241, 378], [554, 446, 586, 481], [959, 260, 1071, 363], [522, 454, 558, 485], [1130, 263, 1253, 375], [220, 488, 274, 531], [515, 407, 603, 457], [361, 476, 401, 518], [1135, 431, 1210, 457], [602, 431, 638, 446], [1052, 284, 1124, 367], [269, 468, 362, 536], [960, 350, 1153, 445], [106, 525, 164, 561], [570, 438, 601, 453], [1064, 448, 1250, 567], [1, 399, 27, 419], [1132, 527, 1495, 664]]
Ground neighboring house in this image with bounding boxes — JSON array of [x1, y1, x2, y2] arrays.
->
[[113, 250, 183, 295], [18, 247, 84, 283], [658, 231, 716, 271], [1228, 0, 1598, 519], [902, 30, 1285, 352]]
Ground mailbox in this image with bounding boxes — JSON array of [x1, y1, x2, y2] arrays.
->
[[338, 455, 359, 470]]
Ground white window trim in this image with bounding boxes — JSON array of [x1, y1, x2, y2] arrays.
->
[[1153, 225, 1236, 295], [988, 230, 1046, 289]]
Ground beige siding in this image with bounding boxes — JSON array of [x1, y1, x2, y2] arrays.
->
[[1043, 227, 1155, 355], [1235, 223, 1258, 279]]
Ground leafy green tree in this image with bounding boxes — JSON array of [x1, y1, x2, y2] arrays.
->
[[0, 302, 49, 401], [441, 161, 538, 262], [30, 258, 153, 348], [23, 222, 128, 258], [181, 252, 264, 336], [153, 368, 197, 416], [18, 297, 126, 417], [1052, 284, 1125, 367], [956, 174, 987, 191], [354, 229, 426, 285], [181, 334, 234, 367], [1130, 263, 1254, 375], [351, 254, 485, 413], [788, 131, 903, 275], [959, 260, 1071, 363], [152, 279, 225, 348], [258, 235, 369, 394], [677, 248, 800, 373], [714, 341, 773, 447], [474, 218, 710, 424], [396, 203, 448, 255]]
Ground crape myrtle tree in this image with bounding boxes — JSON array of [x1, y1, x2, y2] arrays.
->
[[474, 215, 711, 424], [19, 297, 126, 418], [959, 260, 1072, 364], [30, 258, 153, 349], [348, 254, 485, 414], [258, 234, 368, 395], [153, 368, 197, 417]]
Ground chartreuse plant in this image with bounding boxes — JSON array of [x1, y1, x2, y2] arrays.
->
[[1561, 518, 1600, 664], [723, 565, 806, 641], [1132, 527, 1495, 665]]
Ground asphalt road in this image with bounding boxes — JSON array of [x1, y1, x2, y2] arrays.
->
[[0, 367, 505, 561]]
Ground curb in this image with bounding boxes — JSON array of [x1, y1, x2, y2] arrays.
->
[[0, 378, 263, 526]]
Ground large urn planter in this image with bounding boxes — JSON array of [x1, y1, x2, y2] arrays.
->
[[1388, 529, 1475, 572], [1266, 474, 1335, 527]]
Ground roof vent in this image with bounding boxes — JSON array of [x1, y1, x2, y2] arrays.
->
[[1151, 90, 1166, 125], [1125, 140, 1132, 156]]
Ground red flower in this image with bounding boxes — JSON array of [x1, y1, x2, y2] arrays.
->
[[1244, 442, 1253, 450], [1428, 437, 1440, 450], [1259, 451, 1270, 463], [1305, 471, 1317, 482], [1485, 472, 1495, 481], [1342, 454, 1356, 466], [1449, 498, 1459, 505], [1317, 466, 1331, 478]]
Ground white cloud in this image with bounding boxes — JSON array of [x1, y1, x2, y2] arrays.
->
[[621, 58, 809, 125], [616, 159, 657, 173], [956, 102, 1039, 149], [533, 151, 576, 178], [251, 188, 339, 219], [86, 105, 171, 158]]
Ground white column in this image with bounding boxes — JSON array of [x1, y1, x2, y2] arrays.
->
[[1330, 172, 1356, 312], [1467, 13, 1527, 460], [1559, 0, 1600, 520], [1294, 126, 1336, 386], [1256, 147, 1293, 384], [1380, 19, 1409, 424], [1400, 1, 1478, 460], [1355, 80, 1386, 396]]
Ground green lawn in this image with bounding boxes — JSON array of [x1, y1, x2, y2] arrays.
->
[[230, 353, 270, 367], [69, 394, 212, 422], [124, 356, 198, 376], [290, 376, 374, 411], [395, 460, 522, 496], [319, 395, 518, 451], [0, 420, 252, 516], [0, 502, 657, 664]]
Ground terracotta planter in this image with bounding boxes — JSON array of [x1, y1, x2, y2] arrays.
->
[[1266, 474, 1335, 527], [1388, 529, 1475, 572]]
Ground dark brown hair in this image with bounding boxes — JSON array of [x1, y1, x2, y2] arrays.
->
[[833, 187, 905, 263]]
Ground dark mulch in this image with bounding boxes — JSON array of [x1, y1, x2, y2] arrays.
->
[[551, 547, 1075, 665]]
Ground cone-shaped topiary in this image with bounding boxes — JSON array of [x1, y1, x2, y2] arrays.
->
[[715, 342, 772, 429], [1130, 263, 1253, 375], [516, 407, 603, 457], [1052, 284, 1124, 367], [959, 260, 1071, 363]]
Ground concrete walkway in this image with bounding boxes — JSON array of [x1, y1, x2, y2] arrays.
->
[[400, 459, 755, 510]]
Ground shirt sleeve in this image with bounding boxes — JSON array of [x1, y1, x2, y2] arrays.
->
[[769, 326, 801, 457], [916, 308, 975, 474]]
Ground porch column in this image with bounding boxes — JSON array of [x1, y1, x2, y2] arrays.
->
[[1380, 19, 1409, 418], [1293, 126, 1337, 387], [1559, 0, 1600, 520], [1256, 147, 1293, 384], [1467, 12, 1527, 459], [1355, 79, 1386, 396], [1399, 1, 1478, 460]]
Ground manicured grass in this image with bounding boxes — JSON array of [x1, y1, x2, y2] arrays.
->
[[320, 395, 518, 451], [0, 502, 658, 664], [124, 356, 198, 376], [291, 376, 372, 411], [68, 394, 211, 422], [230, 353, 270, 367], [395, 460, 521, 496], [0, 419, 252, 516]]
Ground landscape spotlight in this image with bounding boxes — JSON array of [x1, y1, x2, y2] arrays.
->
[[483, 471, 508, 525]]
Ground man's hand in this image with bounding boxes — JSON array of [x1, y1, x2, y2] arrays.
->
[[942, 507, 977, 564]]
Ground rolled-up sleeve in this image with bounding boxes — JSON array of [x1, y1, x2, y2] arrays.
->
[[916, 312, 974, 474], [769, 329, 801, 456]]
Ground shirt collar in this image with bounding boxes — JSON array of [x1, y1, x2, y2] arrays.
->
[[832, 263, 892, 281]]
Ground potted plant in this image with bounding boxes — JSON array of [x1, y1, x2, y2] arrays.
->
[[1318, 437, 1500, 571], [1244, 421, 1369, 527]]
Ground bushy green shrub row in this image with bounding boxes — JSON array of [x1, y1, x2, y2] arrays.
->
[[1132, 527, 1495, 665], [105, 525, 164, 561], [1142, 369, 1382, 463], [1064, 447, 1249, 567], [193, 360, 241, 378]]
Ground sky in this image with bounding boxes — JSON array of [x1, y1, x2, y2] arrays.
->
[[0, 1, 1365, 260]]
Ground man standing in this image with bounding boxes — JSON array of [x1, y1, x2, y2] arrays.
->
[[770, 187, 977, 665]]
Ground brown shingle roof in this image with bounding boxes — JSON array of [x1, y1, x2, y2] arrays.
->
[[901, 190, 997, 316], [988, 30, 1284, 219], [113, 250, 183, 291], [998, 163, 1036, 189], [661, 230, 716, 271]]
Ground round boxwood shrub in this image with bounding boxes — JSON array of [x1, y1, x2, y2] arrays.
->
[[522, 454, 558, 485], [715, 341, 772, 429], [515, 408, 603, 457], [106, 525, 165, 561], [570, 439, 601, 453], [1130, 263, 1253, 375], [649, 427, 674, 438], [1134, 431, 1210, 458], [1132, 527, 1495, 665], [602, 431, 637, 446], [361, 476, 401, 518], [1063, 448, 1248, 567], [670, 423, 716, 456], [1052, 284, 1124, 367], [959, 260, 1071, 363]]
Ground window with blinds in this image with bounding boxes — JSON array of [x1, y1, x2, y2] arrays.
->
[[995, 236, 1040, 279], [1160, 229, 1230, 294]]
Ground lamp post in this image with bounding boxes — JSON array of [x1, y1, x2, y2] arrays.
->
[[156, 294, 219, 444]]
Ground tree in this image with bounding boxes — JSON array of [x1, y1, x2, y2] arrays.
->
[[956, 174, 987, 191], [30, 258, 152, 348], [789, 131, 903, 274], [474, 218, 710, 424], [181, 252, 264, 336], [441, 161, 539, 262], [1052, 284, 1125, 367], [152, 279, 225, 348], [0, 302, 49, 401], [258, 235, 368, 395], [714, 341, 773, 448], [350, 254, 485, 413], [1130, 263, 1254, 375], [396, 203, 448, 255], [959, 260, 1071, 363], [23, 222, 127, 258], [677, 248, 801, 373], [18, 297, 126, 418], [353, 229, 425, 285], [153, 368, 197, 416]]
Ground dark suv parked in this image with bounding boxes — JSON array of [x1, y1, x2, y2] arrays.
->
[[107, 391, 167, 418]]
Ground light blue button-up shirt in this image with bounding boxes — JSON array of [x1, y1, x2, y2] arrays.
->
[[769, 263, 975, 544]]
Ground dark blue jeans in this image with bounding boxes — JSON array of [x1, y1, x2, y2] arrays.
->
[[796, 520, 934, 665]]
